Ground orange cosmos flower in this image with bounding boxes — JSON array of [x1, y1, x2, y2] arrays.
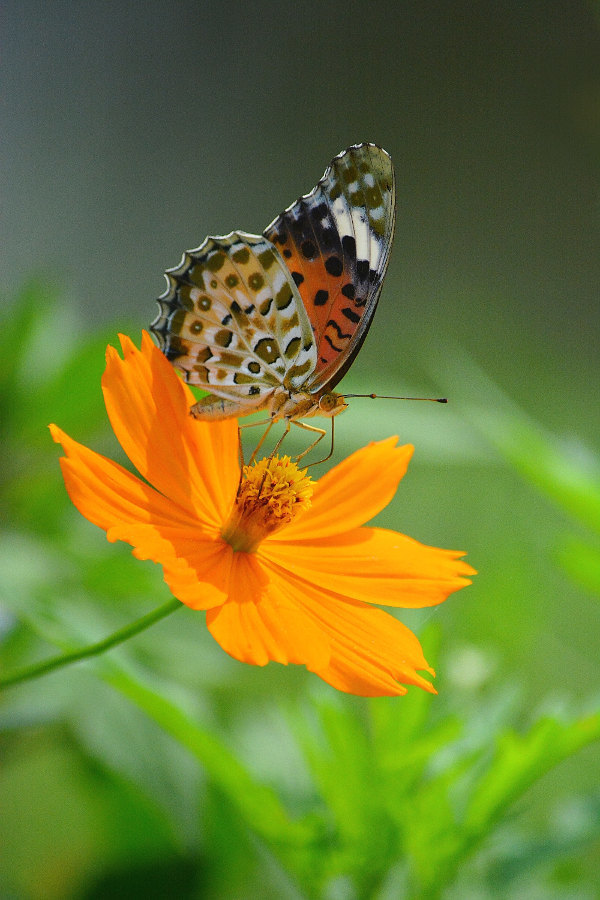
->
[[50, 333, 475, 697]]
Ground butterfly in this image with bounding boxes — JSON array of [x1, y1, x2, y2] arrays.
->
[[151, 142, 395, 459]]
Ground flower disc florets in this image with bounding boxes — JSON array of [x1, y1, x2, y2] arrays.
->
[[221, 456, 314, 553]]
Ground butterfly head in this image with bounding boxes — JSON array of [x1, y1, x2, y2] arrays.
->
[[317, 391, 348, 418]]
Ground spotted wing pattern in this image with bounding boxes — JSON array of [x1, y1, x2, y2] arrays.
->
[[263, 142, 395, 394], [151, 232, 316, 413]]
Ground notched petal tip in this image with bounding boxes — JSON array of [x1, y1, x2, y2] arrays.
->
[[49, 423, 82, 460], [48, 422, 62, 444], [117, 332, 138, 356], [141, 329, 158, 353]]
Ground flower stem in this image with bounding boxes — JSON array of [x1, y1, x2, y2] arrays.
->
[[0, 598, 182, 690]]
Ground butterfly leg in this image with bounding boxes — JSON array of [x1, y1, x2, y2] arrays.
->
[[238, 418, 275, 465], [291, 418, 332, 466], [269, 418, 292, 458]]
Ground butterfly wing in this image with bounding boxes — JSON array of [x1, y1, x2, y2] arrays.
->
[[263, 142, 395, 394], [150, 232, 317, 415]]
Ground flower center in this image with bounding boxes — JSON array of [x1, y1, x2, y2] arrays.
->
[[221, 456, 314, 553]]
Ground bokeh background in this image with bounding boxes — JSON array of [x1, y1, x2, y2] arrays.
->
[[2, 2, 599, 898]]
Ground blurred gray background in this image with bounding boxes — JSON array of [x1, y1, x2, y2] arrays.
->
[[3, 0, 599, 443]]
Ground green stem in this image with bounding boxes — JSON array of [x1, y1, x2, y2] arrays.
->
[[0, 597, 182, 690]]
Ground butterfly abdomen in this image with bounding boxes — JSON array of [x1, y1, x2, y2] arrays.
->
[[190, 391, 267, 420]]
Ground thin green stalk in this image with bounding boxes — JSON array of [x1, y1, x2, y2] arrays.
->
[[0, 597, 182, 690]]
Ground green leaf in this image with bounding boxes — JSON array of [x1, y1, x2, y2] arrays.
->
[[104, 663, 300, 838], [464, 714, 600, 834]]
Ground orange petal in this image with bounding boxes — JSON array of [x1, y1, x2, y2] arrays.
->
[[50, 424, 196, 531], [50, 424, 229, 610], [160, 540, 233, 610], [264, 564, 437, 696], [206, 553, 331, 669], [276, 438, 413, 540], [261, 526, 475, 609], [101, 333, 239, 527], [208, 554, 437, 697]]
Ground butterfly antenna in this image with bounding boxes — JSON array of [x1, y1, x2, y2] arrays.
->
[[343, 393, 448, 403]]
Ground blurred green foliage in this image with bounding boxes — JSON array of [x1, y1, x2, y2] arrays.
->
[[1, 287, 599, 899]]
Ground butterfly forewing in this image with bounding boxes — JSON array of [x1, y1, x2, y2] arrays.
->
[[263, 142, 395, 394], [151, 232, 316, 414]]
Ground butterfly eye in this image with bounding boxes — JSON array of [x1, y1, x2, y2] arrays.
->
[[318, 393, 336, 413]]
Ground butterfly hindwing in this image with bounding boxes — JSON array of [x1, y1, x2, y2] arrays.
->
[[151, 232, 317, 414], [263, 142, 395, 394]]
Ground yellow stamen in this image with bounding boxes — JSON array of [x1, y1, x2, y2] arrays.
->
[[221, 456, 314, 553]]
